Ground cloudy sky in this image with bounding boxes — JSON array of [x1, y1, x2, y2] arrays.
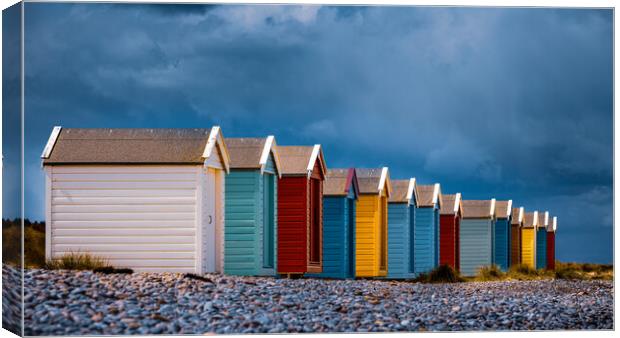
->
[[3, 4, 613, 263]]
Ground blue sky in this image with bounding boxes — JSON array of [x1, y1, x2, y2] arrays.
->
[[3, 4, 613, 263]]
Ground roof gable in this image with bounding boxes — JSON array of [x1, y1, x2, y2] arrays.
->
[[440, 193, 462, 215], [511, 207, 525, 225], [388, 178, 415, 204], [323, 168, 359, 198], [523, 211, 538, 228], [494, 200, 513, 219], [357, 167, 391, 196], [462, 199, 496, 219], [548, 216, 557, 232], [226, 136, 281, 177], [42, 127, 230, 171], [278, 145, 326, 178], [416, 183, 441, 208]]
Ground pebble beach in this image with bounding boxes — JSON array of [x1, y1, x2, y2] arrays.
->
[[6, 265, 612, 335]]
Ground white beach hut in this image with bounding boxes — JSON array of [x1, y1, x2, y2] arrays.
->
[[41, 127, 230, 273]]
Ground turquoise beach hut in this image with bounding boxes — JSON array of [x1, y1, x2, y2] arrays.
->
[[307, 168, 359, 279], [224, 136, 281, 276], [536, 211, 548, 270], [413, 183, 442, 275], [460, 199, 496, 276], [493, 200, 513, 272], [386, 178, 417, 279]]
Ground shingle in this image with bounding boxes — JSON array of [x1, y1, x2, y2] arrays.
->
[[323, 168, 352, 196], [388, 179, 410, 203], [523, 212, 537, 228], [537, 211, 547, 229], [44, 128, 212, 164], [416, 184, 437, 207], [494, 200, 511, 219], [356, 168, 383, 194], [225, 138, 266, 169], [511, 208, 522, 225], [440, 194, 458, 215], [278, 146, 314, 175], [462, 200, 493, 219]]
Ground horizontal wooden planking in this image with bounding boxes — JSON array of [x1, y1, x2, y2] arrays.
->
[[52, 173, 197, 182], [53, 251, 195, 259], [52, 196, 196, 205], [52, 204, 195, 213], [53, 228, 195, 237], [52, 243, 195, 252], [52, 236, 195, 244], [53, 189, 196, 197], [51, 166, 198, 174], [101, 259, 196, 268], [52, 181, 197, 190], [53, 220, 194, 229], [52, 212, 195, 221]]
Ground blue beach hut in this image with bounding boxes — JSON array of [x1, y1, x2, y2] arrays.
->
[[307, 168, 359, 279], [223, 136, 281, 276], [413, 183, 442, 275], [493, 200, 513, 271], [386, 178, 417, 279], [536, 211, 548, 270]]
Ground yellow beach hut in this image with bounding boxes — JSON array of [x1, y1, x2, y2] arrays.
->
[[521, 211, 538, 269], [355, 167, 391, 277]]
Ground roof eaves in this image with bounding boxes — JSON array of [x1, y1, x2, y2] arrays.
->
[[259, 136, 282, 178], [203, 126, 230, 173]]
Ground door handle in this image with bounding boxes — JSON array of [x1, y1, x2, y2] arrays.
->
[[208, 215, 213, 224]]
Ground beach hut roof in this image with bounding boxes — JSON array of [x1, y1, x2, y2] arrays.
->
[[278, 145, 327, 178], [225, 136, 282, 177], [41, 126, 230, 172], [323, 168, 359, 197], [537, 211, 549, 229], [523, 211, 538, 228], [388, 178, 417, 204], [357, 167, 391, 197], [548, 216, 557, 232], [440, 193, 462, 215], [511, 207, 525, 225], [494, 200, 513, 219], [416, 183, 442, 208], [461, 199, 496, 219]]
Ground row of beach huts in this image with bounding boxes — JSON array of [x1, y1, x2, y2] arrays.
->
[[40, 126, 557, 278]]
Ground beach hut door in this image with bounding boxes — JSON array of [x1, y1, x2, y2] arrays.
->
[[203, 168, 219, 273], [348, 198, 355, 277], [263, 174, 275, 268]]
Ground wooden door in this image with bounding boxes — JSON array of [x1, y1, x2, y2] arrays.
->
[[263, 174, 275, 268]]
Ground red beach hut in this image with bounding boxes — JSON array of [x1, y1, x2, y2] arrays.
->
[[439, 193, 462, 271], [546, 216, 557, 270], [277, 145, 327, 276]]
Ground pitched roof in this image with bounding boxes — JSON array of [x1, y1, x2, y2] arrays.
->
[[278, 145, 326, 177], [548, 216, 557, 232], [388, 179, 416, 203], [494, 200, 513, 219], [511, 207, 524, 225], [440, 193, 462, 215], [416, 183, 441, 207], [523, 211, 538, 228], [357, 167, 391, 196], [41, 127, 229, 171], [537, 211, 549, 229], [323, 168, 358, 197], [225, 136, 281, 176], [461, 199, 495, 219]]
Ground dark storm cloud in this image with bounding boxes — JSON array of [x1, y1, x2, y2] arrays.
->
[[19, 4, 612, 262]]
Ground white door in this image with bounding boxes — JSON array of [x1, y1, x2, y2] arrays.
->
[[203, 168, 217, 273]]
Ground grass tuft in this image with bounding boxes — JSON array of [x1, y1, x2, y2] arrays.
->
[[412, 265, 464, 283], [475, 265, 506, 281], [44, 252, 108, 271]]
